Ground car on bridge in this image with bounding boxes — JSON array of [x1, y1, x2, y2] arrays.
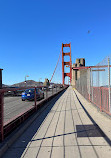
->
[[21, 88, 44, 101], [49, 84, 54, 90]]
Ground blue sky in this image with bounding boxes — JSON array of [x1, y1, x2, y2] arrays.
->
[[0, 0, 111, 85]]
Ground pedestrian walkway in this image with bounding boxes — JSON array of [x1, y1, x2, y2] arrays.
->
[[2, 87, 111, 158]]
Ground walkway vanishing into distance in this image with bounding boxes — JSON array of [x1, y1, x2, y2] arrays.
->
[[2, 87, 111, 158]]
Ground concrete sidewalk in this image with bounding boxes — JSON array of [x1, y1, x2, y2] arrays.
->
[[2, 87, 111, 158]]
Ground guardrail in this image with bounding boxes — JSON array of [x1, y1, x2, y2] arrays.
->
[[75, 60, 111, 117], [0, 85, 68, 141], [90, 87, 109, 114], [76, 86, 110, 116]]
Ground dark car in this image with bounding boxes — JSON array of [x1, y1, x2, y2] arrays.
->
[[21, 88, 44, 101]]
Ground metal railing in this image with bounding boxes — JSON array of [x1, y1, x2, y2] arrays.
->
[[0, 85, 67, 141], [75, 57, 111, 116]]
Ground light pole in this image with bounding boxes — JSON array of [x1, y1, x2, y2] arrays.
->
[[25, 75, 29, 84], [39, 78, 42, 86]]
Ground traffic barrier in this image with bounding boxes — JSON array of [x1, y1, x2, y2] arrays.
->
[[0, 85, 68, 141]]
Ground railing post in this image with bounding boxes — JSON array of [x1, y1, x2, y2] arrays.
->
[[88, 68, 91, 101], [100, 87, 102, 112], [0, 92, 4, 141], [91, 68, 93, 102], [34, 87, 37, 111], [108, 58, 111, 113], [52, 87, 53, 95], [46, 87, 48, 98]]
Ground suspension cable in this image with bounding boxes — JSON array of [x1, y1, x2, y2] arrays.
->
[[50, 50, 62, 83]]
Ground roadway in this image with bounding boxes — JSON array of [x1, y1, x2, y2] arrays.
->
[[4, 88, 59, 124], [2, 86, 111, 158]]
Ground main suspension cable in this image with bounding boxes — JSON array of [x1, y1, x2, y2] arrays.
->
[[50, 50, 62, 83]]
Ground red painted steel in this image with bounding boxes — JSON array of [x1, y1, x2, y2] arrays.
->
[[101, 87, 109, 112], [35, 87, 37, 110], [62, 43, 72, 85], [0, 69, 3, 89], [91, 87, 109, 113], [0, 86, 67, 141], [62, 44, 64, 85], [75, 73, 110, 116], [4, 107, 35, 138], [0, 92, 4, 141], [72, 65, 111, 70], [64, 62, 70, 65], [63, 44, 70, 47], [4, 106, 34, 126], [92, 87, 101, 108], [64, 73, 71, 77], [63, 52, 70, 56]]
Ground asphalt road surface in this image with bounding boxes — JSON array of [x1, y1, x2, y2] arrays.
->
[[4, 88, 60, 124]]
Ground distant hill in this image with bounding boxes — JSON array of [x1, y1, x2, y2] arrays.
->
[[2, 84, 9, 87], [11, 80, 43, 87]]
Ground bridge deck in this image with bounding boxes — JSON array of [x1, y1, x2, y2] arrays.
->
[[2, 87, 111, 158]]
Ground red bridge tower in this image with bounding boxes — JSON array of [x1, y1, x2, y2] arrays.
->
[[62, 43, 72, 85]]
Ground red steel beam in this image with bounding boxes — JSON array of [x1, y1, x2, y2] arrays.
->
[[63, 44, 70, 47], [64, 62, 70, 65], [63, 52, 70, 56], [72, 65, 111, 70], [64, 73, 71, 77]]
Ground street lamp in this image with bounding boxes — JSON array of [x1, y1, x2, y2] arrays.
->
[[39, 78, 42, 86], [25, 75, 29, 83]]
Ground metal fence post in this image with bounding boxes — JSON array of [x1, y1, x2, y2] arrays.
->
[[0, 92, 4, 141], [108, 58, 111, 113], [88, 68, 91, 101], [100, 87, 102, 112], [91, 68, 93, 102]]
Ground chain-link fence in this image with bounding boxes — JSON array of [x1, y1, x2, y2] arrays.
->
[[75, 56, 111, 115]]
